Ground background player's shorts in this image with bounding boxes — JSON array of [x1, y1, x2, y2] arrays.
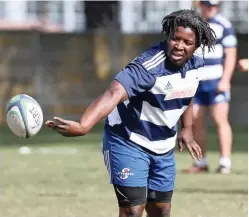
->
[[194, 90, 230, 106], [102, 130, 176, 192]]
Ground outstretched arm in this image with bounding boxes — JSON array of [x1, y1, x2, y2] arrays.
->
[[79, 80, 128, 134], [46, 80, 128, 136], [46, 58, 155, 136]]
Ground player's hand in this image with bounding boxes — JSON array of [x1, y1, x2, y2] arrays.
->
[[217, 79, 230, 93], [45, 117, 84, 137], [177, 127, 202, 161], [237, 59, 248, 72]]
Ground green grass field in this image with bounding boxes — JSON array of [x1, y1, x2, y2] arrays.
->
[[1, 124, 248, 217]]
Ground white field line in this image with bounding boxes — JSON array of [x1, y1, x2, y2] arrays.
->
[[18, 144, 102, 155]]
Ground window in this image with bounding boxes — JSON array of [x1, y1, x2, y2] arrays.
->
[[48, 1, 64, 25], [74, 1, 85, 32], [120, 0, 192, 33], [0, 1, 5, 20]]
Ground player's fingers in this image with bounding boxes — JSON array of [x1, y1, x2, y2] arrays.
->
[[54, 117, 69, 125], [178, 139, 184, 152], [186, 144, 198, 160], [193, 142, 203, 160], [216, 88, 222, 93], [56, 124, 69, 130], [216, 85, 223, 93], [56, 128, 68, 135], [45, 120, 57, 128], [57, 130, 72, 137], [45, 120, 54, 125], [190, 143, 202, 161]]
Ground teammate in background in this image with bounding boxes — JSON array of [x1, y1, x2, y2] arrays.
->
[[186, 0, 237, 174], [46, 10, 216, 217]]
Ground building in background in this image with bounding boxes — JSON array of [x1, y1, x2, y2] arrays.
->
[[0, 0, 247, 124], [119, 0, 248, 34], [0, 1, 84, 32], [0, 1, 246, 33]]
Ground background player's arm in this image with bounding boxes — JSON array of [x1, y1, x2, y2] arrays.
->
[[46, 80, 128, 136], [221, 47, 237, 82], [237, 58, 248, 72], [217, 26, 237, 92]]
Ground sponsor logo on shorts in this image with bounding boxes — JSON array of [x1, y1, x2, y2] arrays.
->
[[118, 168, 134, 180]]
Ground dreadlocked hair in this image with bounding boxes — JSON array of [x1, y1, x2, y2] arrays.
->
[[162, 9, 216, 55]]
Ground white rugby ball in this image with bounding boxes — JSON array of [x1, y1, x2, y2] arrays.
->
[[6, 94, 43, 138]]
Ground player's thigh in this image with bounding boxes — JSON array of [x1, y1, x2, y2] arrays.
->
[[193, 90, 210, 108], [103, 132, 150, 208], [210, 91, 230, 124], [103, 143, 150, 187], [193, 104, 206, 127], [210, 102, 230, 124], [114, 184, 146, 216], [148, 149, 175, 196], [146, 150, 174, 217], [193, 92, 207, 124]]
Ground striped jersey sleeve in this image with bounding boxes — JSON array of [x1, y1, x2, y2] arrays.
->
[[221, 25, 237, 48], [115, 56, 156, 98]]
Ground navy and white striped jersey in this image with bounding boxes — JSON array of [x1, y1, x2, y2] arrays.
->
[[105, 41, 204, 154], [198, 14, 237, 91]]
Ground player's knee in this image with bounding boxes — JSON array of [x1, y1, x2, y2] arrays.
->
[[146, 204, 171, 217], [157, 206, 171, 217], [160, 205, 171, 217], [120, 206, 145, 217], [146, 190, 173, 217], [211, 103, 230, 126], [212, 114, 230, 127]]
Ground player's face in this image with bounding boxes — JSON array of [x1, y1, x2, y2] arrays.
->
[[199, 4, 212, 20], [167, 26, 197, 67]]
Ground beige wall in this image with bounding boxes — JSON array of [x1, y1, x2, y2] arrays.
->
[[0, 31, 247, 125]]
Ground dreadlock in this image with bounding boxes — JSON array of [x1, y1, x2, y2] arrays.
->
[[162, 9, 216, 55]]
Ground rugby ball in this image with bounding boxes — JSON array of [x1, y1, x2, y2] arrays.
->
[[6, 94, 43, 138]]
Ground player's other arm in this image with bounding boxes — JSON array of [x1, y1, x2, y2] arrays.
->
[[45, 80, 128, 136], [180, 98, 193, 129], [177, 99, 202, 160]]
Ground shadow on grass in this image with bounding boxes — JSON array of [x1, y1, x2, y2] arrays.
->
[[175, 188, 248, 195], [0, 123, 248, 152]]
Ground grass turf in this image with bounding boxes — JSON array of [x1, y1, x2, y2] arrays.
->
[[0, 124, 248, 217]]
